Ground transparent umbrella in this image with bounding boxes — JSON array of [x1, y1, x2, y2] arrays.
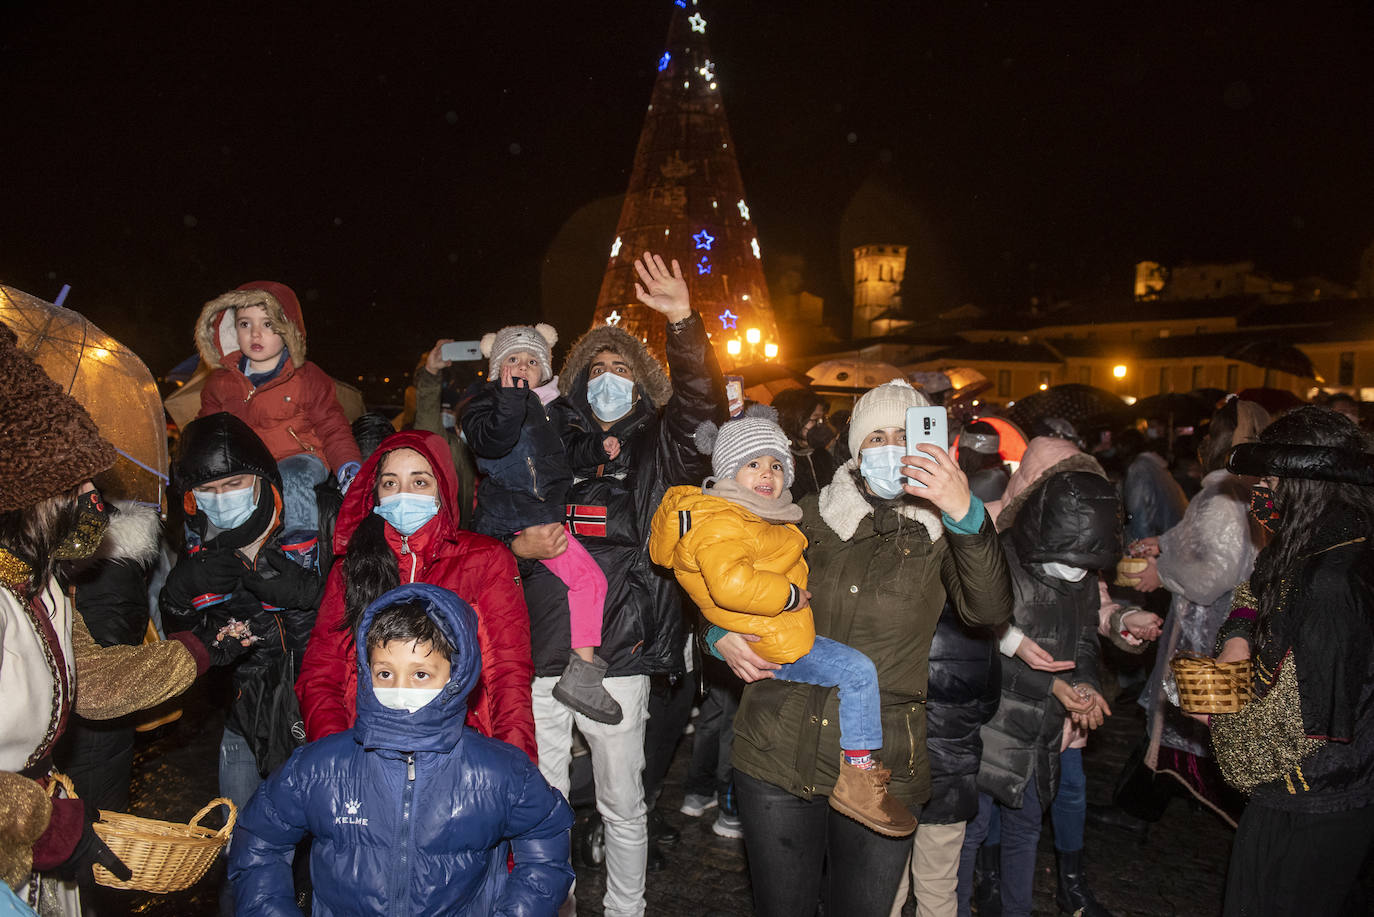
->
[[806, 359, 907, 391], [0, 285, 168, 508]]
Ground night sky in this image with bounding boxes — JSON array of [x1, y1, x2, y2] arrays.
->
[[2, 2, 1371, 385]]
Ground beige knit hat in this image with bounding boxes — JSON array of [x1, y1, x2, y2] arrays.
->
[[848, 378, 930, 458], [480, 323, 558, 383]]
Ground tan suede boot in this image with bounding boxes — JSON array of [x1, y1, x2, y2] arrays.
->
[[829, 759, 917, 837]]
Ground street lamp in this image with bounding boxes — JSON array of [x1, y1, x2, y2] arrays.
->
[[763, 342, 779, 359], [746, 327, 761, 345], [1112, 364, 1128, 379], [726, 339, 742, 356]]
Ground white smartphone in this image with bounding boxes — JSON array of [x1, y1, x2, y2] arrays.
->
[[440, 340, 483, 362], [905, 406, 950, 488]]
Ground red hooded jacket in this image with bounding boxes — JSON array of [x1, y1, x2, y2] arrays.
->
[[196, 281, 361, 472], [295, 430, 536, 760]]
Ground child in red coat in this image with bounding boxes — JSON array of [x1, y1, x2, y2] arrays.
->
[[195, 281, 361, 545]]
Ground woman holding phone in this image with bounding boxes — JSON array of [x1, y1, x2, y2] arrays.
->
[[707, 379, 1013, 916]]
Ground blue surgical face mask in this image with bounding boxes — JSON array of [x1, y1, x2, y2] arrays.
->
[[373, 493, 439, 536], [373, 686, 442, 713], [586, 371, 636, 423], [860, 445, 908, 500], [196, 485, 259, 531]]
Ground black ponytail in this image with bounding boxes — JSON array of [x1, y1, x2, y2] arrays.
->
[[339, 512, 400, 638]]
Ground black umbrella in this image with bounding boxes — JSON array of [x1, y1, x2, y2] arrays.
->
[[1132, 392, 1211, 427], [1006, 383, 1129, 434], [1224, 339, 1324, 383]]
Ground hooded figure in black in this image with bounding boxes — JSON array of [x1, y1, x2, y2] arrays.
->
[[967, 470, 1121, 917], [160, 413, 323, 799]]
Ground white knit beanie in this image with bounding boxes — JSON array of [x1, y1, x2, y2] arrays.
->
[[480, 323, 558, 383], [695, 405, 794, 488], [848, 379, 929, 458]]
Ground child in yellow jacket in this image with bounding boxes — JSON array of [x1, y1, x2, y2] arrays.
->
[[650, 406, 915, 837]]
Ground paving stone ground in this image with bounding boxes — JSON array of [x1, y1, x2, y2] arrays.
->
[[102, 668, 1369, 916]]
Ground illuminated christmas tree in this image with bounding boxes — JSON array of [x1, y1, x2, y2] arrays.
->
[[591, 0, 778, 365]]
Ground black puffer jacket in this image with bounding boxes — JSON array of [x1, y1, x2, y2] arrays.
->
[[977, 470, 1121, 811], [519, 316, 725, 678], [161, 414, 321, 764], [924, 601, 1000, 825], [462, 381, 608, 538]]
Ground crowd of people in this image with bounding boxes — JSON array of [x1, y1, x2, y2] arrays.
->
[[2, 254, 1372, 917]]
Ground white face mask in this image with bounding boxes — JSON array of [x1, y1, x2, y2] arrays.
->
[[373, 687, 442, 713], [586, 371, 636, 423], [1041, 562, 1088, 582], [860, 445, 908, 499]]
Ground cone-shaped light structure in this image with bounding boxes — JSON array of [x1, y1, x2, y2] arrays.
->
[[591, 1, 778, 364]]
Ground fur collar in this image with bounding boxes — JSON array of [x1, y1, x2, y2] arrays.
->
[[557, 324, 673, 408], [88, 500, 162, 565], [195, 288, 306, 370], [817, 459, 943, 542]]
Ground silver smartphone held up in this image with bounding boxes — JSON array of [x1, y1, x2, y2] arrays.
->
[[904, 406, 950, 488], [440, 340, 483, 362]]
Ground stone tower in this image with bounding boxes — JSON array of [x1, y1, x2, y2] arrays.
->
[[591, 1, 777, 363], [852, 244, 908, 338]]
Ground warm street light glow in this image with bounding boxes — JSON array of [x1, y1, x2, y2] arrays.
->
[[726, 339, 742, 356], [1038, 382, 1048, 391], [745, 327, 761, 344], [1112, 364, 1128, 378], [764, 342, 778, 358]]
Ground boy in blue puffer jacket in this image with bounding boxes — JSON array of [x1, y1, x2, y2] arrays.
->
[[229, 583, 574, 916]]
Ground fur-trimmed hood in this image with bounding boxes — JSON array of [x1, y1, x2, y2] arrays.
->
[[195, 281, 307, 370], [989, 436, 1107, 533], [817, 458, 944, 542], [557, 324, 672, 409]]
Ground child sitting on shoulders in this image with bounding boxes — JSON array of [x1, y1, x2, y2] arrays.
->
[[196, 281, 361, 549], [461, 323, 623, 724], [649, 405, 916, 837], [229, 582, 574, 915]]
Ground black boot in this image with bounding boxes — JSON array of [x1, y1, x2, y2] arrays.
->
[[972, 843, 1002, 917], [1055, 849, 1112, 917]]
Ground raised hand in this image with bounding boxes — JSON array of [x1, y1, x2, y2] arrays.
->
[[426, 339, 454, 376], [902, 444, 973, 522], [632, 252, 691, 322]]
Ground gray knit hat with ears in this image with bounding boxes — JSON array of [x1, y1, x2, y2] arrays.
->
[[695, 404, 794, 488], [480, 323, 558, 383]]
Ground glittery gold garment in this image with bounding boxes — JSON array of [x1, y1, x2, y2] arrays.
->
[[0, 772, 51, 891], [1211, 654, 1324, 792], [68, 613, 198, 720]]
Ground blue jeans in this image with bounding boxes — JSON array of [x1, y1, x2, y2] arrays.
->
[[277, 453, 327, 535], [959, 781, 1041, 917], [1052, 747, 1086, 852], [774, 636, 882, 751], [219, 727, 264, 821]]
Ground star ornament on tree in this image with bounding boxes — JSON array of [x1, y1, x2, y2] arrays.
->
[[610, 236, 623, 257], [693, 229, 715, 251], [737, 199, 750, 220], [751, 237, 761, 259], [688, 12, 707, 33], [657, 52, 671, 72], [606, 309, 622, 326], [698, 60, 715, 81], [697, 256, 712, 275], [719, 309, 738, 330]]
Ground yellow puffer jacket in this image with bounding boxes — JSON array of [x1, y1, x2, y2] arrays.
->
[[649, 485, 813, 664]]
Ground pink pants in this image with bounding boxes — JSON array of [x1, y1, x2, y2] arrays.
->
[[539, 532, 607, 650]]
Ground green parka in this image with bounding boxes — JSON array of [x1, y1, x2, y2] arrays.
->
[[731, 463, 1013, 808]]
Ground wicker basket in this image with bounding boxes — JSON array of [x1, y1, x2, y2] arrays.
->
[[1170, 653, 1253, 715], [47, 773, 235, 893]]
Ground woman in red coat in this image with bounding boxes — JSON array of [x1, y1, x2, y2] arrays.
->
[[295, 430, 536, 760]]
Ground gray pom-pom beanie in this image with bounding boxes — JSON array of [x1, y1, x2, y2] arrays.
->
[[695, 404, 794, 487]]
